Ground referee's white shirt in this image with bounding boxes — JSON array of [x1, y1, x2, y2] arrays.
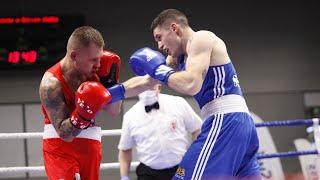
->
[[118, 94, 202, 170]]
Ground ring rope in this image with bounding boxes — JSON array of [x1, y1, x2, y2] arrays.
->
[[0, 118, 319, 174], [1, 150, 319, 174], [0, 129, 122, 139], [257, 150, 318, 159], [1, 118, 318, 139], [255, 118, 316, 127], [0, 162, 139, 174]]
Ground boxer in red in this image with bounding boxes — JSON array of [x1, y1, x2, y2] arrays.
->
[[39, 26, 122, 180]]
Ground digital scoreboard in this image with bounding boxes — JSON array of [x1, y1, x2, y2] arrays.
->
[[0, 15, 84, 69]]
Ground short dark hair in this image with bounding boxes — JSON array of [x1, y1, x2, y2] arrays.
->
[[70, 26, 105, 48], [150, 9, 189, 32]]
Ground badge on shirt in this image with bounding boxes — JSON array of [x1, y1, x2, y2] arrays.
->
[[175, 167, 186, 179], [170, 119, 178, 132]]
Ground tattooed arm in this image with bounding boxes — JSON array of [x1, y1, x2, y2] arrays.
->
[[39, 72, 81, 142]]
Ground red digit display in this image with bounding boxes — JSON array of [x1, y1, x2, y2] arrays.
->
[[6, 50, 38, 64], [8, 51, 20, 64]]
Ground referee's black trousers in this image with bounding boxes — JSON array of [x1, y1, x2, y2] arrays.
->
[[136, 163, 178, 180]]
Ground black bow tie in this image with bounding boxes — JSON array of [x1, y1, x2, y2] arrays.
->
[[145, 102, 160, 113]]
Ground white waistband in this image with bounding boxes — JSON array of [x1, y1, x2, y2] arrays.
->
[[43, 124, 101, 142], [200, 94, 249, 120]]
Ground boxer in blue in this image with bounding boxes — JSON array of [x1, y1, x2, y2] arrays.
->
[[129, 9, 261, 180]]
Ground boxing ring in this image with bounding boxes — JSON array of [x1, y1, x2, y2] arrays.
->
[[0, 117, 319, 178]]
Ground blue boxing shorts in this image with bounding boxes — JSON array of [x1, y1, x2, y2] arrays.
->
[[173, 112, 261, 180]]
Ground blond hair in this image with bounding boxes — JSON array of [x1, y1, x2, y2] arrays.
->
[[67, 26, 104, 50]]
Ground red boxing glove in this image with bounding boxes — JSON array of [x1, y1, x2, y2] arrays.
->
[[97, 50, 121, 88], [70, 81, 112, 129]]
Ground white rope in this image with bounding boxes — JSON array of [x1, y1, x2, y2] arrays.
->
[[100, 161, 139, 170], [0, 132, 43, 139], [0, 166, 44, 173], [0, 129, 122, 139], [0, 162, 139, 174], [101, 129, 122, 136], [0, 129, 136, 175]]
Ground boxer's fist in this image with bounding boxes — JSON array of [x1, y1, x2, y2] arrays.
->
[[129, 47, 175, 84], [70, 81, 111, 129], [97, 50, 121, 88]]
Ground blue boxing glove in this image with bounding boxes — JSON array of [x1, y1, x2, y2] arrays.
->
[[129, 47, 175, 84], [107, 84, 125, 104]]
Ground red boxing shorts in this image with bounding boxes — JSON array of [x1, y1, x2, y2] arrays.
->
[[42, 124, 102, 180]]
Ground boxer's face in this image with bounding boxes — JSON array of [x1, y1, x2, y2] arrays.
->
[[75, 43, 103, 77], [153, 24, 182, 58]]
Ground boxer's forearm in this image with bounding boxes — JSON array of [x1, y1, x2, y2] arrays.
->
[[57, 119, 82, 142], [44, 99, 81, 142], [123, 76, 159, 98], [103, 101, 122, 117]]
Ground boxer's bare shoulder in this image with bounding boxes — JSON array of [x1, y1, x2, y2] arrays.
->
[[39, 72, 64, 110]]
